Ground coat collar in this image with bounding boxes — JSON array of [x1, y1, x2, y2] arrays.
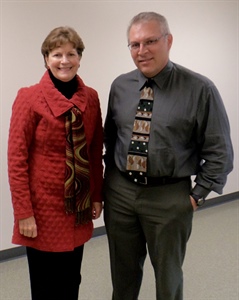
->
[[40, 71, 88, 117]]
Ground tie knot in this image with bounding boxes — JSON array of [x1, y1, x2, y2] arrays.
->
[[143, 78, 153, 89]]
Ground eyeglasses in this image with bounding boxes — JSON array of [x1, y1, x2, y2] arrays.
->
[[128, 34, 168, 51]]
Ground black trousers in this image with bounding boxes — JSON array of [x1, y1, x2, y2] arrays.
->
[[26, 245, 84, 300], [104, 167, 193, 300]]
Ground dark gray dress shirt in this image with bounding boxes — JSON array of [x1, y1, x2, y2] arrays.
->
[[104, 60, 233, 198]]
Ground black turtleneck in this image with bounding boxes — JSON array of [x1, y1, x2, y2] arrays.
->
[[49, 70, 78, 100]]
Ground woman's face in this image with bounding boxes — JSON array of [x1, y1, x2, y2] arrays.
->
[[45, 42, 81, 82]]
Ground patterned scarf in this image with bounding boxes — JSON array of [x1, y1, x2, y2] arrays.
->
[[65, 106, 91, 224]]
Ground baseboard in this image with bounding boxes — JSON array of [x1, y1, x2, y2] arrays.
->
[[0, 191, 238, 262], [0, 226, 107, 263], [198, 191, 239, 210], [92, 225, 106, 237]]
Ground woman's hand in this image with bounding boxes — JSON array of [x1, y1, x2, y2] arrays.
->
[[92, 202, 103, 220], [19, 216, 37, 238]]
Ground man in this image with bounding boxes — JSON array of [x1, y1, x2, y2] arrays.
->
[[103, 12, 233, 300]]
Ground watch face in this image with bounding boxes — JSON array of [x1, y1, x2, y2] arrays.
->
[[197, 198, 205, 206]]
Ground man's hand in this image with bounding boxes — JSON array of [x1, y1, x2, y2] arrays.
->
[[190, 195, 198, 211]]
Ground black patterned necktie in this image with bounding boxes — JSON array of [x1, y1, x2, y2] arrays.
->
[[126, 79, 154, 184]]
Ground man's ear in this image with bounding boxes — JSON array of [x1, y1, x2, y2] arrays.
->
[[167, 34, 173, 50]]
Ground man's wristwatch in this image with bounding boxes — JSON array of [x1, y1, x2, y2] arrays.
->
[[190, 193, 206, 207]]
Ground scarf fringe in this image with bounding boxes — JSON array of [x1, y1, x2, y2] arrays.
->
[[65, 198, 75, 214], [76, 207, 92, 225]]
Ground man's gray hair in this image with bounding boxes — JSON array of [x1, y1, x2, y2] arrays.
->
[[127, 12, 171, 40]]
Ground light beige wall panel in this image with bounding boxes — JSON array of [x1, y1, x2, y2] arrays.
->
[[1, 1, 238, 251]]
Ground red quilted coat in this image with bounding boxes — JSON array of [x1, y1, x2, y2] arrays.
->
[[8, 71, 104, 252]]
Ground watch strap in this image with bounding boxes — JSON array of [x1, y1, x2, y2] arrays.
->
[[190, 193, 205, 206]]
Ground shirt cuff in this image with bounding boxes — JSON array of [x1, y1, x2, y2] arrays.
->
[[191, 184, 211, 199]]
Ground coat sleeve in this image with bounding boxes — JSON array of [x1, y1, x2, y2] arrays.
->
[[8, 88, 38, 220], [86, 93, 104, 203]]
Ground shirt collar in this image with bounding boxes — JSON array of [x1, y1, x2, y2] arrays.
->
[[137, 60, 173, 90]]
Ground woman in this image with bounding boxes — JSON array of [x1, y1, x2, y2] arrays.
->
[[8, 26, 103, 300]]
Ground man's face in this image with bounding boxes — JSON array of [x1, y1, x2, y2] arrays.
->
[[128, 20, 173, 78]]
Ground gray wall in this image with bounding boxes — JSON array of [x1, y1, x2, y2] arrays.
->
[[1, 1, 238, 251]]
